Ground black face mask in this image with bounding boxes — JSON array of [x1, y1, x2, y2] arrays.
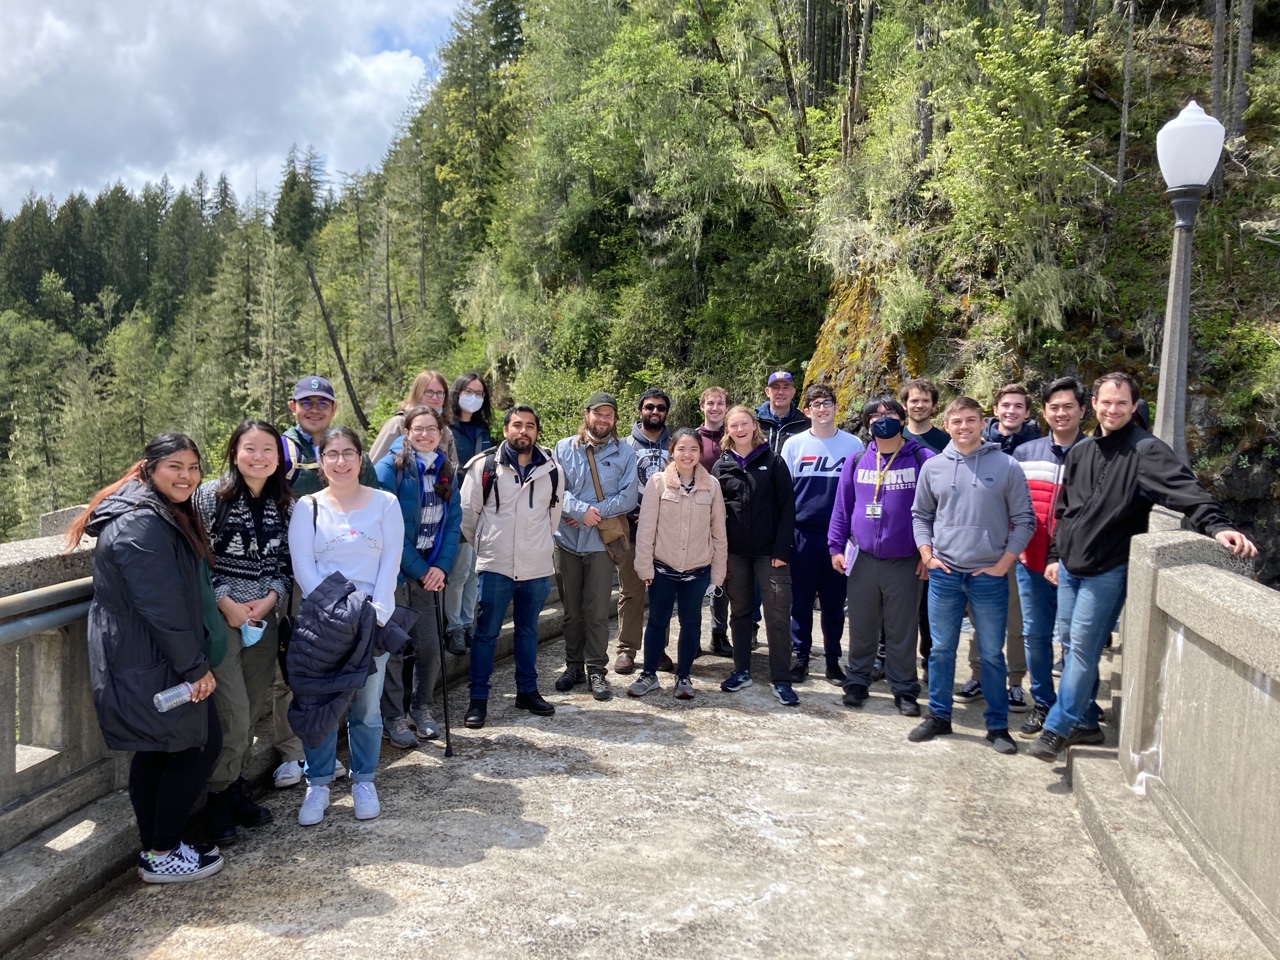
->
[[870, 416, 904, 439]]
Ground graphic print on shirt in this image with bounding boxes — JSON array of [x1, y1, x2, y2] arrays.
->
[[855, 465, 918, 491]]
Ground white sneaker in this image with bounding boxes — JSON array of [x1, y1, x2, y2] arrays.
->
[[297, 785, 330, 826], [273, 760, 303, 788], [334, 759, 347, 779], [351, 781, 380, 820]]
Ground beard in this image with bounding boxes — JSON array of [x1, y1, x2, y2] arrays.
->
[[641, 414, 666, 431], [508, 434, 534, 452]]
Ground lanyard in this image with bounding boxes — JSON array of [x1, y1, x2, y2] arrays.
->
[[872, 445, 902, 505]]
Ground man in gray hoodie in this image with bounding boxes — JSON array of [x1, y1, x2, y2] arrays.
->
[[909, 397, 1037, 754]]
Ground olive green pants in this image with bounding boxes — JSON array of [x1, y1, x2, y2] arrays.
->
[[209, 612, 279, 790]]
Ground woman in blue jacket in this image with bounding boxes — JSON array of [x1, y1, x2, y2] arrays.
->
[[375, 405, 462, 749]]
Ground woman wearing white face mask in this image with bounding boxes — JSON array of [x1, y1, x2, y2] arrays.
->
[[369, 370, 458, 465], [193, 419, 295, 845], [443, 372, 495, 654]]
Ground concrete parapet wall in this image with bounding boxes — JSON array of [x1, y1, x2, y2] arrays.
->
[[1119, 529, 1280, 955]]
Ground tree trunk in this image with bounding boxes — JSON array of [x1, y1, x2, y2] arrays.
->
[[1063, 0, 1077, 36], [852, 0, 874, 121], [1211, 0, 1225, 120], [769, 0, 810, 157], [842, 0, 857, 158], [916, 0, 934, 163], [1229, 0, 1253, 141], [305, 260, 369, 430], [1086, 0, 1098, 38], [1116, 0, 1135, 192], [384, 211, 397, 363]]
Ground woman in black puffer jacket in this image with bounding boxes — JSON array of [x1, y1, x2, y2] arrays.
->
[[67, 433, 226, 885], [712, 406, 797, 706]]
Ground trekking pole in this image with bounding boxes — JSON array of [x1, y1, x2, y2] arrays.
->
[[434, 588, 454, 758]]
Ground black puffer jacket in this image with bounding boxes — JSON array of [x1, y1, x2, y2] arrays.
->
[[286, 572, 416, 747], [712, 444, 796, 561], [85, 480, 211, 753]]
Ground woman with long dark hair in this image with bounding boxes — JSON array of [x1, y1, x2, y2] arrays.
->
[[375, 406, 462, 746], [68, 433, 226, 883], [443, 371, 494, 654], [192, 419, 294, 844], [288, 426, 403, 826], [369, 370, 458, 464]]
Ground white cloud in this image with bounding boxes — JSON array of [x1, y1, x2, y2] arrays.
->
[[0, 0, 460, 215]]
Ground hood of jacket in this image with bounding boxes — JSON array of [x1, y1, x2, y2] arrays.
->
[[629, 422, 671, 450], [981, 417, 1039, 454], [85, 479, 181, 539]]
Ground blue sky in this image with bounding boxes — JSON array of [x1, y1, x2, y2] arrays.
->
[[0, 0, 463, 215]]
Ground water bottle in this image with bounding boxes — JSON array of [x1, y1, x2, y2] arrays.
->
[[153, 682, 194, 712]]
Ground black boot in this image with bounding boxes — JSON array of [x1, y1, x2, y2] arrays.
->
[[226, 777, 273, 828], [445, 627, 468, 656], [464, 699, 487, 729], [710, 633, 733, 657], [204, 790, 238, 845]]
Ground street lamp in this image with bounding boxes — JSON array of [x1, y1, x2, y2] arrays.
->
[[1153, 100, 1225, 464]]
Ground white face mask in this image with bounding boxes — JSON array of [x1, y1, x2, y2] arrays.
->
[[459, 394, 484, 414]]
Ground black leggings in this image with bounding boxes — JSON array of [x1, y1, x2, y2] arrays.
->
[[128, 700, 223, 852]]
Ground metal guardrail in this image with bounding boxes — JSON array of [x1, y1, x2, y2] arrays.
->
[[0, 576, 93, 649]]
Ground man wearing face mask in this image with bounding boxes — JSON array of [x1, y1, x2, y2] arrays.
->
[[780, 384, 863, 685], [614, 389, 675, 674], [552, 393, 639, 701], [829, 396, 934, 713]]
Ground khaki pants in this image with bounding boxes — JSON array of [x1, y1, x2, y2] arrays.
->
[[615, 537, 647, 658], [273, 587, 305, 764], [967, 567, 1026, 685], [209, 612, 280, 790]]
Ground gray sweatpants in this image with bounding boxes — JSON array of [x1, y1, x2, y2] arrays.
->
[[846, 552, 923, 698]]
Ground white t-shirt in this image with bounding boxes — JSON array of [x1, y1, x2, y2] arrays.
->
[[289, 489, 404, 624]]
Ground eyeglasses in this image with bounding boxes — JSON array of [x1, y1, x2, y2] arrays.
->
[[297, 398, 333, 411], [409, 426, 441, 436], [461, 389, 485, 398], [321, 450, 361, 463], [422, 389, 446, 400], [642, 404, 668, 413], [808, 399, 835, 410]]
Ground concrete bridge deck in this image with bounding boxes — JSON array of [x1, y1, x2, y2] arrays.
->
[[32, 630, 1153, 960]]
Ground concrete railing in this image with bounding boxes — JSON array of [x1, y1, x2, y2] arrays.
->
[[1118, 527, 1280, 955]]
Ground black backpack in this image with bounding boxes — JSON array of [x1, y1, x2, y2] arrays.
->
[[474, 450, 559, 511]]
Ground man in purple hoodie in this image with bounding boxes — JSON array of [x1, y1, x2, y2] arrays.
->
[[829, 395, 934, 715]]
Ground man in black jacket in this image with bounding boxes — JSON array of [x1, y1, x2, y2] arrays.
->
[[1029, 372, 1256, 761]]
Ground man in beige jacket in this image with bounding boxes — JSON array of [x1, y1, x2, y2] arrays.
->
[[459, 405, 563, 729]]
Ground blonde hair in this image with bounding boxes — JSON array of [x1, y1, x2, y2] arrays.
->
[[719, 406, 766, 451], [403, 370, 452, 425]]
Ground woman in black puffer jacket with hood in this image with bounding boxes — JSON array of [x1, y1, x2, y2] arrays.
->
[[712, 406, 798, 706], [67, 433, 226, 885]]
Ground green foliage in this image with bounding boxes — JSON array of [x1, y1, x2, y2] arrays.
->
[[879, 263, 933, 338]]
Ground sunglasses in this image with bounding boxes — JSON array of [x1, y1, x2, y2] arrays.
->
[[642, 404, 668, 413]]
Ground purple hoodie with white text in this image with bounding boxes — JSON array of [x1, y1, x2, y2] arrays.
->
[[827, 437, 933, 561]]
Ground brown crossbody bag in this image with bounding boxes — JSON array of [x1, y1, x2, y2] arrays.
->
[[585, 446, 632, 566]]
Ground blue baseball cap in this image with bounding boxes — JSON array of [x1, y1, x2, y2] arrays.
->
[[292, 376, 336, 401], [767, 371, 794, 386]]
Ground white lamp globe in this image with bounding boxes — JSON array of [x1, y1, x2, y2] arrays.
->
[[1156, 101, 1225, 190]]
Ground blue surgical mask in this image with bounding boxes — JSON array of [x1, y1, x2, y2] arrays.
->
[[871, 416, 904, 439], [240, 618, 267, 647]]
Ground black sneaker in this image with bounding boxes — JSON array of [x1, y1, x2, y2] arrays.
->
[[1029, 730, 1067, 762], [825, 663, 847, 686], [842, 683, 869, 708], [789, 660, 809, 683], [954, 679, 984, 703], [226, 777, 273, 828], [138, 842, 224, 884], [589, 672, 613, 701], [986, 728, 1018, 755], [554, 665, 586, 692], [1019, 704, 1049, 738], [514, 690, 555, 716], [710, 633, 733, 657], [1008, 686, 1030, 713], [1064, 726, 1105, 747], [908, 716, 953, 742], [203, 790, 238, 845], [894, 694, 921, 717], [870, 659, 886, 683], [445, 628, 468, 656], [464, 699, 487, 729]]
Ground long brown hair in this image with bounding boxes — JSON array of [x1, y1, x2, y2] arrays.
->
[[395, 406, 455, 498], [65, 433, 212, 559]]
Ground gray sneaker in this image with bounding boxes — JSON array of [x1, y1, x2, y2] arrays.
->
[[627, 673, 660, 697], [410, 708, 440, 740], [383, 716, 418, 749], [673, 676, 695, 700], [589, 672, 613, 701]]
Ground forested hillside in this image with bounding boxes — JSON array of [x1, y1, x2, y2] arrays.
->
[[1, 0, 1277, 578]]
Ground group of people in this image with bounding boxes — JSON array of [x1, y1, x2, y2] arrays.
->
[[74, 364, 1256, 887]]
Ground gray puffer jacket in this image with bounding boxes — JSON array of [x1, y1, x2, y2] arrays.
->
[[286, 571, 416, 747], [85, 480, 212, 753]]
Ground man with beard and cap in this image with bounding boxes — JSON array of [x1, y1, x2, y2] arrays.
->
[[614, 389, 675, 675], [553, 392, 639, 701], [460, 405, 563, 729]]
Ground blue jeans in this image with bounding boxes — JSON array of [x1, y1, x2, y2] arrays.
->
[[642, 567, 711, 677], [303, 651, 388, 786], [1016, 564, 1059, 709], [469, 572, 551, 700], [927, 568, 1009, 730], [1044, 563, 1128, 737]]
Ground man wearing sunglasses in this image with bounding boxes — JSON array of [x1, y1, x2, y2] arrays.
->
[[614, 389, 674, 675], [282, 376, 378, 495]]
